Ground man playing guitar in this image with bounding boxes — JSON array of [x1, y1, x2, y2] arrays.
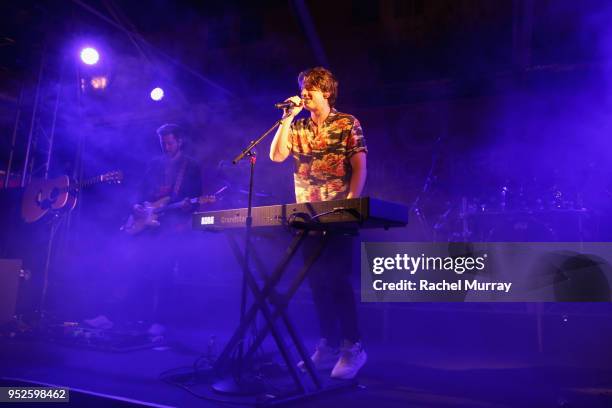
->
[[86, 123, 205, 337], [138, 123, 204, 233]]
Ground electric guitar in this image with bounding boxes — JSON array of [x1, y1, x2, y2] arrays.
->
[[121, 186, 227, 235], [21, 171, 123, 223]]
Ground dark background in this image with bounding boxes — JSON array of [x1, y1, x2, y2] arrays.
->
[[3, 0, 612, 208]]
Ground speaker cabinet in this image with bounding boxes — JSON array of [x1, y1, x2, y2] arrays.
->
[[0, 259, 22, 325]]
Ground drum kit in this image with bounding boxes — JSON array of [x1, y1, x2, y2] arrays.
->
[[439, 180, 590, 242]]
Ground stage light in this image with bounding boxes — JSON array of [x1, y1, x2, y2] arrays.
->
[[80, 47, 100, 65], [150, 87, 164, 101], [90, 76, 108, 90]]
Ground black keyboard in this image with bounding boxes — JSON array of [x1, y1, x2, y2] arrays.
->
[[192, 197, 408, 230]]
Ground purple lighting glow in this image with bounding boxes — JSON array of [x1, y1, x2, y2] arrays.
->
[[150, 87, 164, 101], [80, 47, 100, 65]]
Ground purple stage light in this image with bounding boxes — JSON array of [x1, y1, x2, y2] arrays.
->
[[150, 87, 164, 101], [80, 47, 100, 65]]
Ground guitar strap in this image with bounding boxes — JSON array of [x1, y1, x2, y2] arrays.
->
[[172, 158, 188, 198]]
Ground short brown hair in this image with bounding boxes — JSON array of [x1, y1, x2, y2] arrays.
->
[[156, 123, 183, 140], [298, 67, 338, 108]]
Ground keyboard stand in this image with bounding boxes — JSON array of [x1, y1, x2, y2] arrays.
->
[[210, 228, 357, 404]]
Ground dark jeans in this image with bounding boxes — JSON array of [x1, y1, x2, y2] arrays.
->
[[302, 232, 360, 346], [103, 229, 189, 325]]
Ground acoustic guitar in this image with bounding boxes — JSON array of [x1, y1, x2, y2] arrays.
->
[[21, 171, 123, 223]]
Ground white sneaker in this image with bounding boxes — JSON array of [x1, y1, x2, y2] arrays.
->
[[297, 338, 339, 372], [83, 315, 114, 330], [330, 341, 367, 379]]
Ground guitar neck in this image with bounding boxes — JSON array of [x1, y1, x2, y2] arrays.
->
[[155, 197, 207, 214], [54, 175, 103, 194], [76, 174, 105, 189], [151, 188, 222, 215]]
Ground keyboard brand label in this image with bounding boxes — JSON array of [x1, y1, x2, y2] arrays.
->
[[220, 215, 247, 224], [200, 216, 215, 225]]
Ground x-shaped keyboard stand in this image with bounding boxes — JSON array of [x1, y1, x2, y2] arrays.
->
[[211, 228, 356, 404]]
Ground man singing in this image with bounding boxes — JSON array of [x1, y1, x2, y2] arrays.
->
[[269, 67, 367, 379]]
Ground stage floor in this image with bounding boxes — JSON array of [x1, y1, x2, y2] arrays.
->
[[1, 324, 611, 407]]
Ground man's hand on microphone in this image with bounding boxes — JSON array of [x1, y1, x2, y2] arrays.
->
[[271, 96, 300, 162], [283, 96, 303, 118]]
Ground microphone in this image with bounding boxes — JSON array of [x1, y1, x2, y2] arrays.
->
[[275, 99, 301, 109]]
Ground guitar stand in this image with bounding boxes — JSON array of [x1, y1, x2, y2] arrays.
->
[[209, 228, 357, 405], [13, 210, 70, 335], [39, 211, 67, 322]]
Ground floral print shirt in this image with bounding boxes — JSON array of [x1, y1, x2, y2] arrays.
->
[[289, 109, 367, 203]]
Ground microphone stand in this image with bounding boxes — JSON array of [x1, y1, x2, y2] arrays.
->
[[411, 135, 442, 241], [213, 113, 289, 395]]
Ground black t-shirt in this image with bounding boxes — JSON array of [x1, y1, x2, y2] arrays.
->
[[139, 154, 203, 232], [141, 154, 202, 202]]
